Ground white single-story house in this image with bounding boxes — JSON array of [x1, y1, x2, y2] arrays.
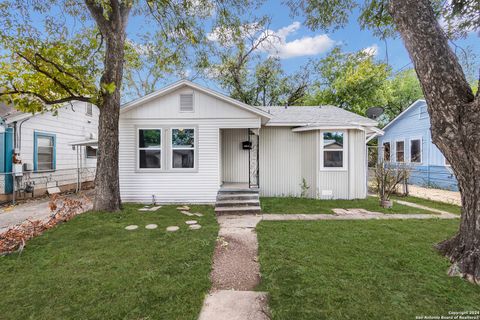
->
[[0, 101, 99, 200], [119, 80, 382, 208]]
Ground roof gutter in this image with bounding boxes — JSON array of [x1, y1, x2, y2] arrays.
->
[[291, 125, 365, 132]]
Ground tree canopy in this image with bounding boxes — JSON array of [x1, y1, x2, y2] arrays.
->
[[203, 20, 312, 106]]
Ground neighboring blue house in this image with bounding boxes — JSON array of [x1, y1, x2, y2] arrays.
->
[[378, 99, 458, 191]]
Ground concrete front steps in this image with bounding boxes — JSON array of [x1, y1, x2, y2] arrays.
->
[[215, 189, 261, 215]]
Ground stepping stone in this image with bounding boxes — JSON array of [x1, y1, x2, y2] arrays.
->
[[166, 226, 179, 232], [145, 224, 158, 229], [189, 224, 201, 230], [193, 212, 203, 217], [177, 206, 190, 211], [139, 206, 162, 212], [181, 211, 194, 216], [125, 225, 138, 230], [185, 220, 198, 225]]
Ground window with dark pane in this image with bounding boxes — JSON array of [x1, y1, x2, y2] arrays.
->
[[86, 146, 97, 158], [323, 131, 344, 168], [138, 129, 161, 169], [410, 139, 421, 163], [396, 141, 405, 162], [383, 142, 391, 162], [172, 128, 195, 168]]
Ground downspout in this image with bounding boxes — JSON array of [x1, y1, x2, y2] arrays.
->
[[10, 117, 30, 205], [17, 118, 30, 150]]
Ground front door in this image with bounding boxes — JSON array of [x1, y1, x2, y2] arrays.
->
[[221, 129, 249, 184]]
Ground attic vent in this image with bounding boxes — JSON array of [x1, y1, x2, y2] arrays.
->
[[180, 93, 194, 112]]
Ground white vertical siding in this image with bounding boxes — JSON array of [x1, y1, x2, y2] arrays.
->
[[349, 129, 367, 198], [260, 127, 367, 199], [259, 127, 302, 197], [221, 129, 249, 183], [301, 131, 317, 198], [317, 171, 350, 198]]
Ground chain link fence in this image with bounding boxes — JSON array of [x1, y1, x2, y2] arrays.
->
[[0, 167, 96, 200]]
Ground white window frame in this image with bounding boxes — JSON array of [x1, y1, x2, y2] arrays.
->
[[409, 138, 423, 164], [170, 127, 197, 171], [136, 127, 163, 171], [179, 92, 195, 113], [320, 130, 347, 171], [395, 139, 405, 163], [382, 140, 391, 162]]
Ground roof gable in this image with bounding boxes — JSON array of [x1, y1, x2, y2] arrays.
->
[[382, 99, 427, 132], [120, 80, 271, 120]]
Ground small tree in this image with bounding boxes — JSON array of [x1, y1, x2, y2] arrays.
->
[[374, 162, 409, 208]]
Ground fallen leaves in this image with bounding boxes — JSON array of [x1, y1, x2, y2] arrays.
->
[[0, 194, 90, 255]]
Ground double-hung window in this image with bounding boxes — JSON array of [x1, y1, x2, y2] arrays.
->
[[138, 129, 162, 169], [34, 132, 56, 171], [396, 140, 405, 162], [171, 128, 195, 169], [410, 139, 422, 163], [322, 131, 345, 169]]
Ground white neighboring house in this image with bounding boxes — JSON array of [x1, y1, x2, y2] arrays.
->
[[119, 80, 382, 206], [0, 101, 99, 200]]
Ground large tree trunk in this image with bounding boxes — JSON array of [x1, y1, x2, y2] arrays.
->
[[86, 1, 131, 211], [388, 0, 480, 284], [94, 35, 124, 211]]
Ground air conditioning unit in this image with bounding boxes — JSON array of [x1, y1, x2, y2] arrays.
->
[[23, 163, 33, 171]]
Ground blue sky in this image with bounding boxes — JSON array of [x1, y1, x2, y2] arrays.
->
[[240, 0, 479, 75]]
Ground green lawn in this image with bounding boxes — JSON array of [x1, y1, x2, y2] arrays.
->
[[392, 195, 462, 215], [0, 204, 218, 320], [260, 196, 434, 214], [257, 220, 479, 320]]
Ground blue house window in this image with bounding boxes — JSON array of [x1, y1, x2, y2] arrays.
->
[[34, 132, 56, 171]]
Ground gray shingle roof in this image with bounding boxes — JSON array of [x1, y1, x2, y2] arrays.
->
[[259, 105, 377, 127]]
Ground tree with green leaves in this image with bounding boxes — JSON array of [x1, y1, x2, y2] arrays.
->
[[384, 69, 424, 121], [123, 33, 198, 101], [288, 0, 480, 283], [206, 21, 311, 106], [0, 0, 251, 211], [303, 46, 391, 115]]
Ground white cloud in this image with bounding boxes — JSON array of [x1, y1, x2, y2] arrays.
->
[[362, 44, 379, 57], [259, 22, 336, 59]]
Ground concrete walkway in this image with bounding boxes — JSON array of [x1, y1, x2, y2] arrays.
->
[[262, 212, 458, 221], [394, 199, 457, 215], [199, 215, 270, 320], [199, 208, 459, 319], [0, 191, 93, 232]]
